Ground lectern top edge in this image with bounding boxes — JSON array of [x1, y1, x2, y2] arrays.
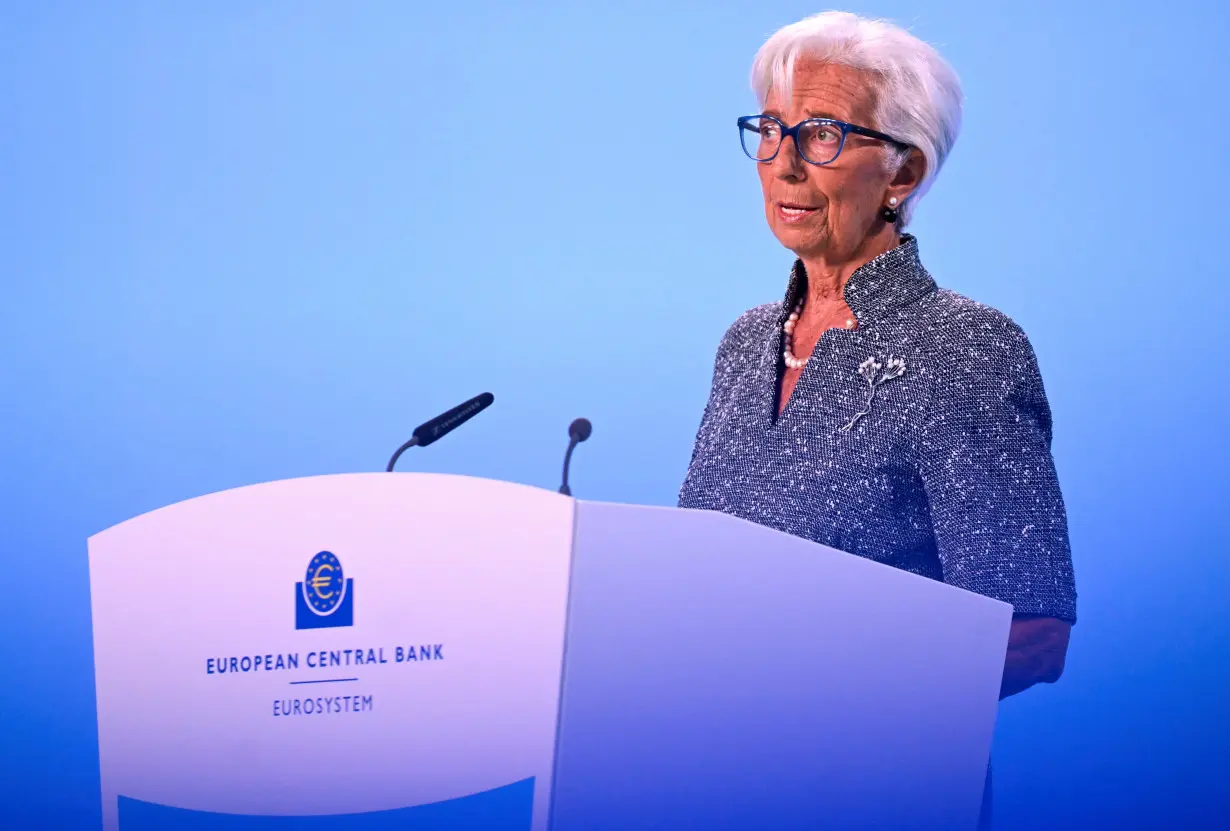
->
[[88, 471, 571, 543]]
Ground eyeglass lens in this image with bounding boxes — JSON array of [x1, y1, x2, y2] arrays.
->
[[740, 117, 844, 165]]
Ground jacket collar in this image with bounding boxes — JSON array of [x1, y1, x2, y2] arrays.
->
[[778, 234, 937, 327]]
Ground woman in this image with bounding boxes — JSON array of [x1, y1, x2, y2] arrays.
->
[[678, 12, 1076, 700]]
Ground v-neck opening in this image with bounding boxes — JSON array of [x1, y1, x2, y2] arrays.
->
[[769, 326, 859, 426]]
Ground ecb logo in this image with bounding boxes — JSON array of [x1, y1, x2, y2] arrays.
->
[[295, 551, 354, 630]]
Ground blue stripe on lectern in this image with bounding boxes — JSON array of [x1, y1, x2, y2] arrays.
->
[[116, 778, 534, 830]]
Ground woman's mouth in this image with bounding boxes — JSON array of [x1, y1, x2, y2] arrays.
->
[[776, 202, 821, 223]]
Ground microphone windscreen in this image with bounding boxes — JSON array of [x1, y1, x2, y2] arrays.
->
[[569, 418, 593, 442]]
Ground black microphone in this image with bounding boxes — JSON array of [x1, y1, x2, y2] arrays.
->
[[558, 418, 592, 496], [386, 392, 495, 472]]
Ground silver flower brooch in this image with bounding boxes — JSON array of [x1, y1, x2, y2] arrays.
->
[[840, 355, 907, 432]]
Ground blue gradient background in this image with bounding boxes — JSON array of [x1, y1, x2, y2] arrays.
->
[[1, 1, 1226, 829]]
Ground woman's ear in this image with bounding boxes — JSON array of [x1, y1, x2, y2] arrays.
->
[[886, 147, 926, 206]]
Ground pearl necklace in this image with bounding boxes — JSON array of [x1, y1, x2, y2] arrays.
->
[[782, 300, 856, 370]]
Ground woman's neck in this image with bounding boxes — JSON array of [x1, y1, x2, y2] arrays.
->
[[799, 230, 901, 310]]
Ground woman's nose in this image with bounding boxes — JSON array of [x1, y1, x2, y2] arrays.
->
[[770, 136, 807, 180]]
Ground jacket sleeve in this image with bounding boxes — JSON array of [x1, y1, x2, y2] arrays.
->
[[918, 318, 1077, 622]]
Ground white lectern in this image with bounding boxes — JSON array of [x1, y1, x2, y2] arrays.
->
[[88, 473, 1010, 831]]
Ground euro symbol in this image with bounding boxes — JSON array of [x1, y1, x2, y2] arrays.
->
[[309, 563, 335, 599]]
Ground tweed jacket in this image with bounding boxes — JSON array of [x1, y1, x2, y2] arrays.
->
[[678, 236, 1077, 621]]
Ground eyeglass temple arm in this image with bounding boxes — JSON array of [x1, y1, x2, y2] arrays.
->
[[845, 123, 911, 149]]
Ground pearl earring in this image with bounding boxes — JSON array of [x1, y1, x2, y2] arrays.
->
[[881, 197, 900, 223]]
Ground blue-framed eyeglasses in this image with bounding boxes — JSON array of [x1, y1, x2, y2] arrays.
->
[[737, 114, 911, 166]]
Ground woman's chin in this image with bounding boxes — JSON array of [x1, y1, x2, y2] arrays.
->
[[771, 224, 827, 255]]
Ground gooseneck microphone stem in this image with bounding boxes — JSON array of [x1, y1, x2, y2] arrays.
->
[[385, 436, 422, 472], [559, 439, 579, 496], [558, 417, 592, 496]]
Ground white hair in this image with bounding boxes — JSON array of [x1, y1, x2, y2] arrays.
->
[[751, 11, 963, 226]]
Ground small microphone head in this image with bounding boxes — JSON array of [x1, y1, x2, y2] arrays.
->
[[568, 418, 592, 443]]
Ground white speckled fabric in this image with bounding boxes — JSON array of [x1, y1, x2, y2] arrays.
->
[[678, 236, 1077, 621]]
